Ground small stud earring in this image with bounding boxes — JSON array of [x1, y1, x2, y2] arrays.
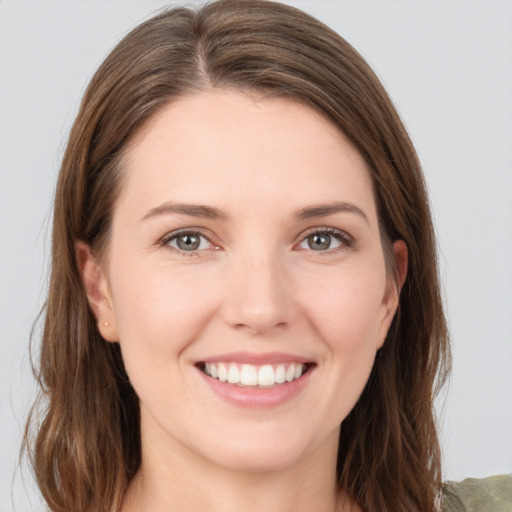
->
[[104, 321, 109, 327]]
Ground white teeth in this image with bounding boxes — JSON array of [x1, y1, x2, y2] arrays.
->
[[227, 365, 240, 384], [240, 364, 258, 385], [275, 364, 286, 384], [218, 363, 228, 382], [258, 365, 275, 386], [202, 362, 308, 387]]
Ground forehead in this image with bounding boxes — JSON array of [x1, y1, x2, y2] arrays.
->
[[118, 90, 377, 223]]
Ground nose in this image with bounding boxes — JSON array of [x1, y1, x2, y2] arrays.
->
[[221, 250, 295, 336]]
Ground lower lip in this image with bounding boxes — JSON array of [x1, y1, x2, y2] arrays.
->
[[196, 366, 314, 408]]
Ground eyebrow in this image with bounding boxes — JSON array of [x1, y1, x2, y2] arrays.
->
[[140, 201, 229, 222], [140, 200, 369, 225], [293, 201, 369, 225]]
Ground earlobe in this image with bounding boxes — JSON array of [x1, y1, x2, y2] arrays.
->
[[377, 240, 408, 348], [75, 240, 118, 342]]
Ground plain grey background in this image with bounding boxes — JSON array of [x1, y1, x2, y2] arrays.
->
[[1, 1, 511, 510]]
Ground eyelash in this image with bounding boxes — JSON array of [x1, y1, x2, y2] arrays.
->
[[159, 227, 354, 256], [297, 227, 355, 254], [159, 230, 218, 257]]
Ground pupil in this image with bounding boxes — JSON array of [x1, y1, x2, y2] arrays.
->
[[309, 234, 330, 250], [178, 234, 199, 251]]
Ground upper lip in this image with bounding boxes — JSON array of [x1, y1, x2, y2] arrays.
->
[[198, 351, 314, 365]]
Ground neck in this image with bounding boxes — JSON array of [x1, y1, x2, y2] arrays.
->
[[121, 415, 359, 512]]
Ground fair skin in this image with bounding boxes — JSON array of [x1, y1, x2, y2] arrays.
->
[[78, 90, 407, 512]]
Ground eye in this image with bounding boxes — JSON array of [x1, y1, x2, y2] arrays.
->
[[297, 229, 353, 252], [162, 231, 215, 253]]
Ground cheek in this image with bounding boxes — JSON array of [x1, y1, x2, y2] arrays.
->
[[300, 265, 386, 415], [264, 263, 385, 435], [108, 258, 221, 368], [300, 262, 386, 347], [107, 263, 225, 421]]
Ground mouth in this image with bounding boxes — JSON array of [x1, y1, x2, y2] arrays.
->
[[196, 361, 315, 388]]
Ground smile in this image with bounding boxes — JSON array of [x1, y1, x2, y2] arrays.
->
[[201, 362, 309, 387]]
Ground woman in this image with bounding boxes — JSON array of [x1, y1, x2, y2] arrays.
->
[[23, 1, 510, 511]]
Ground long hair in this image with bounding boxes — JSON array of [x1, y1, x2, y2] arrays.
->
[[24, 1, 450, 510]]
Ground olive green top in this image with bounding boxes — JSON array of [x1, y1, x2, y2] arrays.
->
[[443, 474, 512, 511]]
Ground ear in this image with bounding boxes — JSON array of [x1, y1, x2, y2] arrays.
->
[[75, 240, 118, 342], [377, 239, 408, 348]]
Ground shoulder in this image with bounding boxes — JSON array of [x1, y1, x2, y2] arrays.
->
[[443, 474, 512, 512]]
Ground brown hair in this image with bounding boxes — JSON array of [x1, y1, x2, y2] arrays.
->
[[24, 1, 450, 511]]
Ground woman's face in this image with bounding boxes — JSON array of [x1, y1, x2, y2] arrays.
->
[[89, 91, 404, 473]]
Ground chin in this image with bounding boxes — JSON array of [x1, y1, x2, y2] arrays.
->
[[205, 445, 304, 474], [191, 422, 328, 474]]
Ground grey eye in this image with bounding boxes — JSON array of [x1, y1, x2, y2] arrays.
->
[[298, 231, 347, 252], [307, 233, 333, 251], [176, 233, 200, 250], [168, 232, 210, 251]]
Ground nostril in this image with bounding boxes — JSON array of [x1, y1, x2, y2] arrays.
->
[[232, 320, 288, 335]]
